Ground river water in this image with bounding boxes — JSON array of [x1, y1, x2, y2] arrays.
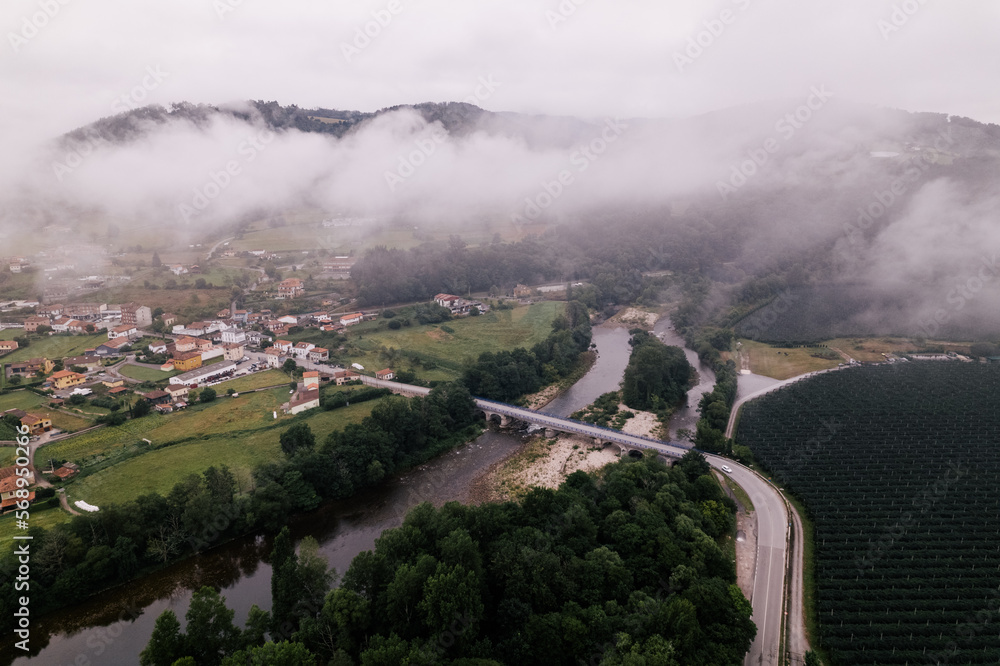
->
[[653, 319, 716, 440], [4, 317, 709, 665]]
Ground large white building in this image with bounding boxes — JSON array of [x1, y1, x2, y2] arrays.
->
[[169, 361, 237, 387], [221, 329, 247, 345]]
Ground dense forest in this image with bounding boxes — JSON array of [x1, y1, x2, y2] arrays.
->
[[141, 454, 755, 666], [620, 329, 693, 411]]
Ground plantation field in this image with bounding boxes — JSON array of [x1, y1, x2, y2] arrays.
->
[[0, 333, 107, 364], [63, 400, 376, 506], [739, 340, 841, 380], [734, 284, 1000, 342], [737, 362, 1000, 664], [0, 390, 92, 432], [0, 446, 16, 465]]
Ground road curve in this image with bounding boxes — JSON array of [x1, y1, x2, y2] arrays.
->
[[707, 455, 788, 666]]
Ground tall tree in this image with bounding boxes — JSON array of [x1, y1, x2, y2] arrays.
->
[[140, 610, 184, 666]]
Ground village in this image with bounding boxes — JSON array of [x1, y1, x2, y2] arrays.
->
[[0, 249, 504, 515]]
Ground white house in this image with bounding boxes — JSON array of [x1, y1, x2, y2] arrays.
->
[[292, 342, 315, 359], [221, 329, 247, 345], [339, 312, 363, 326], [108, 324, 138, 340]]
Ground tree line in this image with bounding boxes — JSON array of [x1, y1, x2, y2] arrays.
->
[[0, 383, 482, 647], [142, 453, 756, 665]]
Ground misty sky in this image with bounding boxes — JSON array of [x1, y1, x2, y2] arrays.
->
[[2, 0, 999, 151]]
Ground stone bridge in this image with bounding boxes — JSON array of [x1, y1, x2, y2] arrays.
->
[[359, 375, 691, 460]]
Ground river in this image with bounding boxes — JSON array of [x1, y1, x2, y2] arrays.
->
[[4, 316, 709, 665]]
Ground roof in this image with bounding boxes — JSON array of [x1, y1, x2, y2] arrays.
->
[[20, 413, 45, 425], [108, 387, 130, 394], [310, 347, 328, 354], [376, 368, 393, 376], [340, 312, 364, 319], [165, 384, 188, 393], [112, 324, 136, 333], [303, 371, 319, 378], [50, 370, 84, 380], [101, 338, 130, 349], [294, 342, 312, 349], [144, 390, 169, 400], [275, 339, 292, 346], [435, 293, 460, 300], [265, 347, 282, 355]]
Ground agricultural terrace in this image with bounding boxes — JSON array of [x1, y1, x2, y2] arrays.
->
[[46, 384, 378, 507], [289, 301, 566, 382], [736, 362, 1000, 664]]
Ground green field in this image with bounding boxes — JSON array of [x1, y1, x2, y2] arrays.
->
[[0, 333, 108, 364], [738, 340, 841, 380], [118, 363, 179, 381], [62, 400, 376, 507], [0, 446, 16, 466], [212, 369, 291, 393], [289, 302, 565, 382], [0, 390, 93, 432], [0, 503, 72, 543]]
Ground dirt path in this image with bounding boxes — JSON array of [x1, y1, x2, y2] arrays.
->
[[785, 502, 809, 665], [58, 490, 81, 516], [828, 346, 854, 363]]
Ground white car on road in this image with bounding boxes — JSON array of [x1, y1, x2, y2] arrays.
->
[[721, 465, 733, 473]]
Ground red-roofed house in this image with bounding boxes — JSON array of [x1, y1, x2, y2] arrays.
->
[[375, 368, 395, 381], [308, 347, 329, 362], [339, 312, 363, 326], [277, 278, 305, 299]]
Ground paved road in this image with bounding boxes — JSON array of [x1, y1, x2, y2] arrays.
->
[[708, 455, 788, 666]]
